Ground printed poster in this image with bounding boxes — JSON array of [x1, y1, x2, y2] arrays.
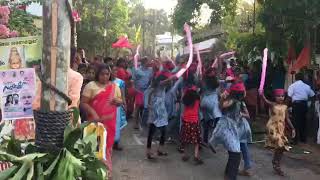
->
[[0, 36, 41, 140], [0, 36, 42, 70], [0, 68, 36, 120]]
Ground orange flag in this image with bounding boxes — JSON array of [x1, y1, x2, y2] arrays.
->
[[291, 44, 310, 72]]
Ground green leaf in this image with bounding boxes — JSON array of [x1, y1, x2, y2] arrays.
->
[[0, 123, 4, 133], [6, 137, 22, 157], [63, 128, 82, 151], [52, 149, 84, 180], [43, 151, 61, 176], [63, 122, 90, 150], [0, 151, 46, 163], [0, 165, 18, 180], [36, 163, 44, 180], [82, 159, 108, 180], [82, 130, 98, 154], [25, 144, 37, 154], [70, 107, 80, 127], [26, 163, 34, 180], [9, 161, 30, 180]]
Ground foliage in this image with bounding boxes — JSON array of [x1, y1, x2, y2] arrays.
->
[[172, 0, 238, 30], [234, 32, 266, 64], [8, 7, 41, 37], [0, 1, 41, 38], [128, 1, 171, 56], [0, 108, 108, 180], [258, 0, 320, 59], [75, 0, 130, 56]]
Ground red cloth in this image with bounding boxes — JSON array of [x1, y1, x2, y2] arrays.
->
[[291, 45, 311, 72], [157, 71, 172, 79], [112, 36, 132, 48], [183, 100, 200, 123], [273, 89, 285, 96], [126, 86, 136, 115], [226, 68, 235, 77], [116, 68, 130, 82], [134, 90, 144, 107], [228, 79, 246, 93]]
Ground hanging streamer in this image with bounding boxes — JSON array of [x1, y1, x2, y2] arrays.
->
[[211, 57, 218, 68], [259, 48, 268, 94], [196, 47, 202, 76], [220, 51, 236, 59], [134, 45, 141, 69], [175, 23, 193, 78]]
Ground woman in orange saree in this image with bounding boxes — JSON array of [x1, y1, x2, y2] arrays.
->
[[81, 64, 122, 175]]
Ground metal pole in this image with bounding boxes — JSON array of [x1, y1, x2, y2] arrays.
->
[[153, 9, 156, 57], [171, 25, 174, 59], [142, 9, 145, 56], [253, 0, 256, 35]]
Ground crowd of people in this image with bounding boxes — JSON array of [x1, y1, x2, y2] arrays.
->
[[63, 47, 318, 180]]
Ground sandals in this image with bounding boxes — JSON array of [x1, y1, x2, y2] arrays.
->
[[113, 144, 123, 151], [146, 153, 156, 160], [209, 144, 217, 154], [177, 147, 185, 153], [182, 155, 190, 162], [157, 150, 168, 156], [238, 170, 252, 177], [193, 157, 204, 165], [274, 167, 285, 176], [273, 161, 285, 176]]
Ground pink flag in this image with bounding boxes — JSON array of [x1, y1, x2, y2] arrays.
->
[[259, 48, 268, 94]]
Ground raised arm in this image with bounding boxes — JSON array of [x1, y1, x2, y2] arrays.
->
[[260, 93, 274, 107]]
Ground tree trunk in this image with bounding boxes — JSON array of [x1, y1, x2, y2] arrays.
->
[[41, 0, 71, 112]]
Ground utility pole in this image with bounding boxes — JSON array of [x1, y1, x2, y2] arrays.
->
[[253, 0, 256, 35], [153, 9, 156, 57], [171, 22, 174, 59], [142, 8, 145, 56]]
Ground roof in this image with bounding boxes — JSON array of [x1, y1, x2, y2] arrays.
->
[[183, 38, 218, 55], [156, 32, 184, 45]]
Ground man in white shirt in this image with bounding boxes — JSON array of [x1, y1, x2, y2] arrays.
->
[[288, 73, 315, 144]]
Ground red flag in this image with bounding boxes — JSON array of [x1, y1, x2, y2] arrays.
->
[[286, 43, 296, 64], [112, 36, 132, 49], [291, 44, 311, 72]]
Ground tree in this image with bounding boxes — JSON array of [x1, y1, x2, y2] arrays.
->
[[128, 2, 171, 56], [41, 0, 71, 111], [0, 1, 41, 38], [258, 0, 320, 59], [75, 0, 129, 57], [172, 0, 238, 30]]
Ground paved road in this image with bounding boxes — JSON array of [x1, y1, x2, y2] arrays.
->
[[113, 122, 320, 180]]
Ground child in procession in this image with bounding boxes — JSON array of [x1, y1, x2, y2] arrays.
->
[[146, 74, 170, 159], [180, 86, 203, 165], [260, 89, 295, 176]]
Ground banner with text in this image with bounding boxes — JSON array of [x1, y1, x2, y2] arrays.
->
[[0, 68, 36, 120], [0, 36, 42, 70]]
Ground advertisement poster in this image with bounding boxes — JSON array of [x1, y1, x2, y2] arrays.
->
[[0, 68, 36, 120], [0, 36, 41, 140], [0, 36, 42, 70]]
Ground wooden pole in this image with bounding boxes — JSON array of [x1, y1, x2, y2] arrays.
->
[[41, 0, 71, 112]]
